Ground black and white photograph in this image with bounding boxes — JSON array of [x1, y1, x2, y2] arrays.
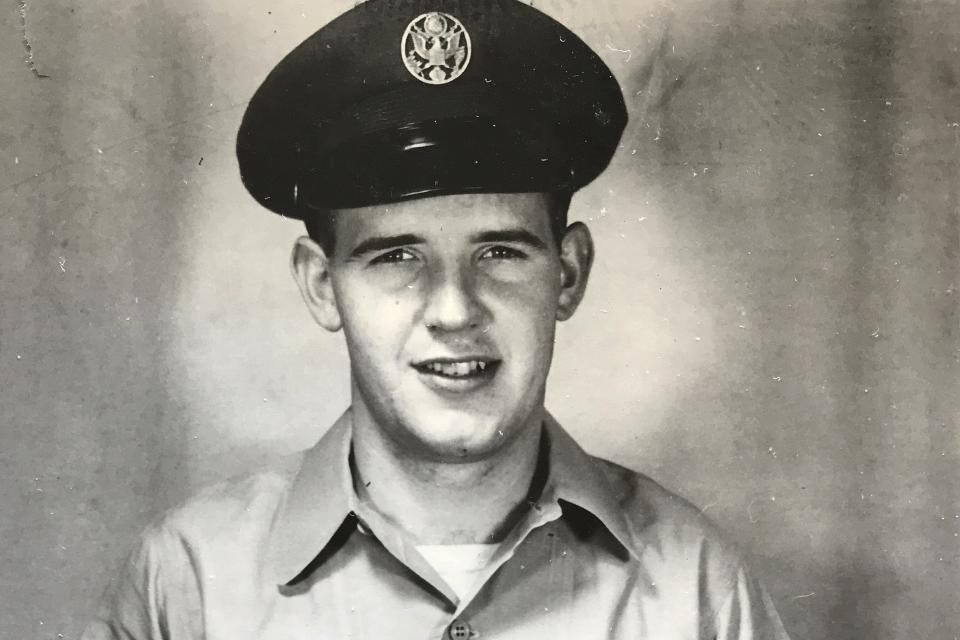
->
[[2, 1, 958, 638]]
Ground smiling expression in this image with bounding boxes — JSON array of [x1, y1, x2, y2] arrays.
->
[[295, 192, 591, 462]]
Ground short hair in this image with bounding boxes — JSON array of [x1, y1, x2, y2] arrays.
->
[[302, 191, 572, 256]]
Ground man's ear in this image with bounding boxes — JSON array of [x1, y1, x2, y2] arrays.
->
[[556, 222, 594, 321], [290, 236, 342, 332]]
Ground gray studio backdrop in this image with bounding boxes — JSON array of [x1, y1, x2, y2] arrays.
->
[[2, 0, 958, 638]]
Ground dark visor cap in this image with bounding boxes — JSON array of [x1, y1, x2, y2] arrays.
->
[[236, 0, 628, 215]]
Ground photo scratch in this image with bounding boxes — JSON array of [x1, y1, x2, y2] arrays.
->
[[18, 0, 50, 79], [605, 39, 632, 62]]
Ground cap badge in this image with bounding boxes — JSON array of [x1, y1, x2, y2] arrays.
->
[[401, 12, 471, 85]]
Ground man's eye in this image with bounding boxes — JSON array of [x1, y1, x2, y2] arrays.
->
[[480, 246, 525, 260], [370, 248, 417, 265]]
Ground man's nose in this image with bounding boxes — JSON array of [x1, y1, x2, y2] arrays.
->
[[421, 262, 486, 333]]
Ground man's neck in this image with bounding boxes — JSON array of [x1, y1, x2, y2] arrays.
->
[[349, 406, 544, 545]]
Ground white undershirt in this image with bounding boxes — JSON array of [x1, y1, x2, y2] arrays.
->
[[416, 543, 499, 600]]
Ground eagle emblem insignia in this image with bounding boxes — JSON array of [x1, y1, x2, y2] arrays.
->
[[401, 12, 472, 85]]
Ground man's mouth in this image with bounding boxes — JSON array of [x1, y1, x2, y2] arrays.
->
[[412, 358, 500, 380]]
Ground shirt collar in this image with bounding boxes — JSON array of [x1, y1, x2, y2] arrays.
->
[[542, 412, 642, 560], [267, 410, 356, 585], [268, 409, 643, 584]]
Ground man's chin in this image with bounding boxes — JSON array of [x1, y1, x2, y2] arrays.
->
[[402, 411, 513, 461]]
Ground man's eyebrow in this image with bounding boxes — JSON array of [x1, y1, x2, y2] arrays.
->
[[348, 234, 424, 257], [471, 228, 549, 250]]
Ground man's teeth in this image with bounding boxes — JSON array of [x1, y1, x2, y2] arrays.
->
[[425, 361, 489, 377]]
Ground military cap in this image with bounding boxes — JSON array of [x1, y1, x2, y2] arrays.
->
[[236, 0, 627, 215]]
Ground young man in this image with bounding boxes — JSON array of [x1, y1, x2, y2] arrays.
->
[[84, 1, 790, 638]]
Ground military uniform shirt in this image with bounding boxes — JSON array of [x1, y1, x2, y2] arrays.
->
[[81, 410, 791, 640]]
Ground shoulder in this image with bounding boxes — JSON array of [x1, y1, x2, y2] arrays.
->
[[83, 462, 303, 639], [590, 456, 791, 638], [145, 455, 301, 551], [592, 456, 746, 595], [115, 459, 302, 597], [595, 457, 736, 549]]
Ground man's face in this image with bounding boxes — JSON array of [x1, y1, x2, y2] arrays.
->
[[294, 192, 592, 462]]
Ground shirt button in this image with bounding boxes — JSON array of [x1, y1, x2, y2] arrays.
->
[[448, 619, 472, 639]]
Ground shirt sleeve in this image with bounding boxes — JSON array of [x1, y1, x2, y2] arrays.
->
[[80, 523, 203, 640], [711, 564, 792, 640]]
